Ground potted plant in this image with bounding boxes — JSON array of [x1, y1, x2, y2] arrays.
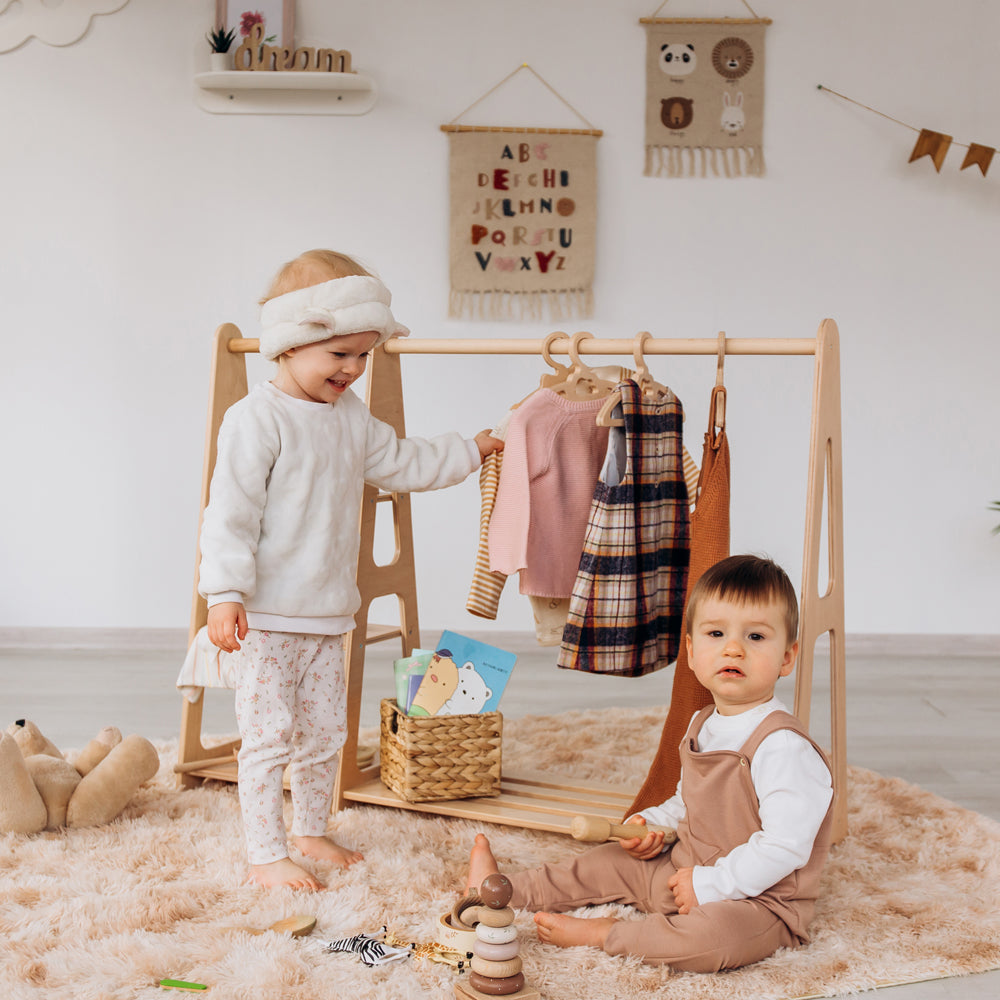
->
[[207, 25, 237, 71]]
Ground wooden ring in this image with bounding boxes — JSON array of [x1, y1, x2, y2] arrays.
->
[[463, 905, 515, 928], [468, 971, 525, 996], [472, 939, 519, 962], [471, 955, 523, 979], [451, 892, 482, 930], [475, 922, 518, 944]]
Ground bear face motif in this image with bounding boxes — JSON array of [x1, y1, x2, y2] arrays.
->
[[659, 42, 696, 77], [440, 662, 493, 715], [660, 96, 694, 130], [711, 36, 754, 79]]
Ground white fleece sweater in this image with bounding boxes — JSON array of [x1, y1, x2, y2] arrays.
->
[[199, 381, 479, 634]]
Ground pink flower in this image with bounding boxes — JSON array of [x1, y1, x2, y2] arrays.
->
[[240, 11, 264, 36]]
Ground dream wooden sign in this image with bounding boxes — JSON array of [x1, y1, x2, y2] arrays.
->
[[233, 22, 353, 73]]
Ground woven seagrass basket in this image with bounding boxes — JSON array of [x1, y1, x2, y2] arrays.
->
[[379, 698, 502, 803]]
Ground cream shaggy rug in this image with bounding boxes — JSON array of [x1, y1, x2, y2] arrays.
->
[[2, 705, 1000, 1000]]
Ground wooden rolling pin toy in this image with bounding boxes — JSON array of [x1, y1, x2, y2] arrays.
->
[[570, 814, 678, 844]]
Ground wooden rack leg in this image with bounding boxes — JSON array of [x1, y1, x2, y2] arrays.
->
[[795, 319, 848, 843], [177, 324, 249, 788], [333, 344, 421, 812]]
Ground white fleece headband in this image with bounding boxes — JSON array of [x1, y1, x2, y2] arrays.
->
[[258, 275, 409, 361]]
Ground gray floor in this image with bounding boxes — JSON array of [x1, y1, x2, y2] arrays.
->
[[2, 632, 998, 998]]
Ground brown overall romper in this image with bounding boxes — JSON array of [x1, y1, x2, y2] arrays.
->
[[509, 707, 834, 971]]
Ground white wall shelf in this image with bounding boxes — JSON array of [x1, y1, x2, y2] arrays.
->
[[194, 71, 376, 116]]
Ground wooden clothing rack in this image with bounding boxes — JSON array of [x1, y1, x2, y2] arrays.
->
[[177, 320, 848, 843]]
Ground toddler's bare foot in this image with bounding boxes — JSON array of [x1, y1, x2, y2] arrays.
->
[[534, 912, 615, 950], [467, 833, 500, 894], [247, 857, 323, 891], [293, 835, 363, 868]]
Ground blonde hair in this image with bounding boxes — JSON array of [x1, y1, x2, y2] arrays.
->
[[686, 554, 799, 644], [259, 249, 371, 305]]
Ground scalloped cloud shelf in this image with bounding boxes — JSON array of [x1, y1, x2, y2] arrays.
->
[[0, 0, 130, 53]]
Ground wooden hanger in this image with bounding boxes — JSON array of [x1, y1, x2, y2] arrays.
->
[[543, 331, 618, 401], [537, 331, 572, 388], [711, 331, 727, 437], [596, 332, 667, 427]]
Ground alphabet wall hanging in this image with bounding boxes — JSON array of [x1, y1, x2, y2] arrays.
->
[[441, 64, 602, 322], [641, 1, 771, 178]]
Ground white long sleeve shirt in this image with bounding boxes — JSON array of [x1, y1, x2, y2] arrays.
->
[[198, 381, 479, 634], [637, 698, 833, 906]]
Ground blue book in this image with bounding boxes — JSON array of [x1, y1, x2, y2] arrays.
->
[[409, 631, 516, 716]]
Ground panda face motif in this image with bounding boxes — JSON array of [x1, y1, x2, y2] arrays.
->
[[659, 43, 696, 77]]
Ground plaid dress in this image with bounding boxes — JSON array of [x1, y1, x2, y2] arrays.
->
[[558, 380, 690, 677]]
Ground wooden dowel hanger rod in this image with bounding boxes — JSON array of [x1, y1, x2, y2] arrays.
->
[[225, 336, 817, 357]]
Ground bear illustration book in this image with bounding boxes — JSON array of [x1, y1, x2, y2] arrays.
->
[[407, 631, 517, 717]]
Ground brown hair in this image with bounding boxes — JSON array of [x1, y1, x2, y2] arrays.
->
[[686, 554, 799, 643], [259, 249, 371, 305]]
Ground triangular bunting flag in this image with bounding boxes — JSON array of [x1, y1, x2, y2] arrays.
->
[[961, 143, 995, 176], [908, 129, 952, 172]]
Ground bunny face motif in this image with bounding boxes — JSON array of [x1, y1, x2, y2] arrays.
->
[[721, 91, 746, 136]]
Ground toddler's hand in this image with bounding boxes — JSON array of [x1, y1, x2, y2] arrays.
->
[[474, 430, 504, 462], [668, 867, 698, 914], [618, 815, 666, 860], [207, 602, 247, 653]]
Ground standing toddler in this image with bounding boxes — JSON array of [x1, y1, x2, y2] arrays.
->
[[200, 249, 502, 889]]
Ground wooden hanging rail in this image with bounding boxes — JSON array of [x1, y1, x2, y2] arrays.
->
[[225, 335, 816, 357], [639, 17, 773, 25], [439, 124, 604, 137]]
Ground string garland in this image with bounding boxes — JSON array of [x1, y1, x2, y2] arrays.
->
[[445, 63, 600, 134], [818, 84, 995, 176]]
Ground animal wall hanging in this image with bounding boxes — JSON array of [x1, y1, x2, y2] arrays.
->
[[641, 1, 771, 177], [442, 64, 602, 321], [818, 84, 997, 178]]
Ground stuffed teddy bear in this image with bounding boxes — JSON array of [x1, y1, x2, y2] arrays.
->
[[0, 719, 160, 833]]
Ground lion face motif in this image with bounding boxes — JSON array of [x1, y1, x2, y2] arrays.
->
[[711, 36, 754, 79]]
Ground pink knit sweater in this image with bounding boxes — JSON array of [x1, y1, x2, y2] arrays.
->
[[488, 388, 609, 597]]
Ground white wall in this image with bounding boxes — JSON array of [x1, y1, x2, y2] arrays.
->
[[1, 0, 997, 636]]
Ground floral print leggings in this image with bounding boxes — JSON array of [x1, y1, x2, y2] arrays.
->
[[234, 629, 347, 865]]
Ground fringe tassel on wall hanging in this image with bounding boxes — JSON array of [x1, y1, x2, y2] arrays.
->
[[442, 66, 602, 322], [641, 2, 770, 179]]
